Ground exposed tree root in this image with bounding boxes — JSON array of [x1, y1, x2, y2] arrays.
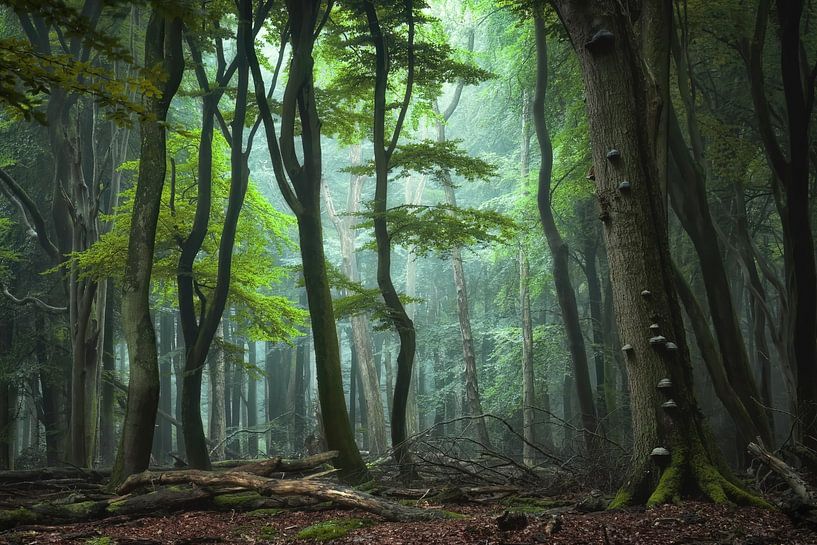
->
[[610, 438, 769, 509]]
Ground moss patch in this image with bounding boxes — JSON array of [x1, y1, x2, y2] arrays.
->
[[0, 507, 38, 530], [83, 537, 114, 545], [247, 508, 283, 517], [608, 488, 632, 510], [259, 524, 278, 540], [212, 491, 265, 508], [500, 496, 571, 514], [295, 517, 373, 541]]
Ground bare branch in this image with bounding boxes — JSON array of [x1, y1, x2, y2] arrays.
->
[[2, 284, 67, 313]]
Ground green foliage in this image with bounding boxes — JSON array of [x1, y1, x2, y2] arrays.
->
[[359, 203, 516, 257], [482, 324, 567, 416], [327, 262, 421, 328], [71, 131, 306, 342], [0, 216, 18, 282], [344, 139, 497, 183]]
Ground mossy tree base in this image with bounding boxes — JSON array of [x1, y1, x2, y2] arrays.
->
[[609, 437, 770, 509]]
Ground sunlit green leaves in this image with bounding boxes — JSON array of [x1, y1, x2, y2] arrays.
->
[[70, 131, 305, 342]]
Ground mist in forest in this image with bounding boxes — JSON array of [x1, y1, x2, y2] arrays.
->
[[0, 0, 816, 542]]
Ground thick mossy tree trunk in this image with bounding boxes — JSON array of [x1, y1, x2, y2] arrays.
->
[[532, 16, 599, 452], [111, 9, 183, 487], [549, 1, 763, 507], [247, 0, 367, 481]]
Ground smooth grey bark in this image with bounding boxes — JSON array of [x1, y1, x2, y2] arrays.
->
[[209, 322, 227, 462], [518, 90, 536, 465], [247, 341, 258, 457], [432, 43, 491, 448]]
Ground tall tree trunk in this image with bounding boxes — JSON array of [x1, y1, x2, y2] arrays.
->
[[248, 0, 367, 481], [156, 311, 174, 465], [745, 0, 817, 455], [550, 1, 760, 506], [518, 90, 536, 465], [99, 280, 116, 465], [364, 0, 418, 476], [209, 322, 227, 461], [111, 9, 183, 487], [322, 147, 388, 455], [667, 111, 772, 447], [532, 16, 598, 451], [247, 341, 258, 457], [173, 316, 185, 457], [434, 112, 490, 447]]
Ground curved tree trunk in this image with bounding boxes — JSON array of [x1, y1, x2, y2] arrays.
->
[[667, 111, 772, 448], [532, 17, 598, 452], [111, 9, 183, 487], [247, 0, 367, 481], [364, 0, 418, 476], [322, 149, 388, 456]]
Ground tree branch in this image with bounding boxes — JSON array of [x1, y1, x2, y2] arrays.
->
[[2, 284, 67, 313], [0, 168, 61, 263]]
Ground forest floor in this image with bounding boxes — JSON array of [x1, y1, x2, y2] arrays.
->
[[2, 499, 815, 545]]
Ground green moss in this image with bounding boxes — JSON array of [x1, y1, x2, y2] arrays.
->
[[500, 496, 570, 514], [247, 508, 283, 517], [83, 537, 114, 545], [0, 507, 38, 530], [607, 488, 632, 510], [295, 517, 373, 541], [212, 491, 264, 508], [646, 465, 682, 507], [440, 510, 468, 519], [259, 525, 278, 539], [106, 499, 127, 513]]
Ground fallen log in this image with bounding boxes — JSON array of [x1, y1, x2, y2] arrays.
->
[[118, 470, 446, 521], [0, 468, 109, 484], [0, 484, 317, 531], [217, 450, 339, 476]]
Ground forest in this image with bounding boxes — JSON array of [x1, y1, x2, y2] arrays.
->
[[0, 0, 816, 543]]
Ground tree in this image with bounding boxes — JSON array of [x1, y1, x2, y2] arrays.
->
[[247, 0, 369, 481], [548, 0, 762, 506], [323, 155, 389, 456], [111, 6, 183, 487], [743, 0, 817, 456], [532, 12, 598, 452]]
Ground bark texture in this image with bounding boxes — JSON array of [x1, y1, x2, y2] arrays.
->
[[111, 10, 183, 487]]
